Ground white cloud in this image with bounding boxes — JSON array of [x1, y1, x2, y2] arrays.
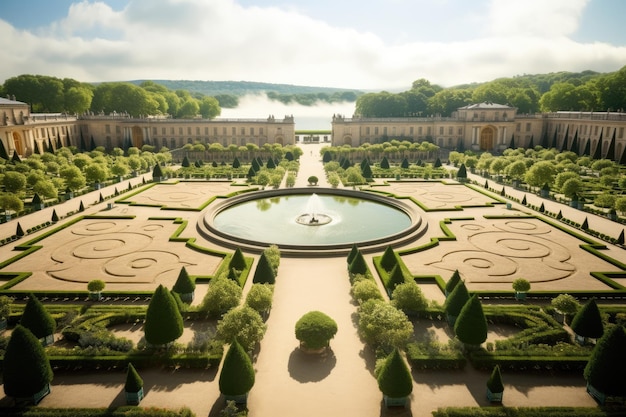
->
[[0, 0, 624, 90]]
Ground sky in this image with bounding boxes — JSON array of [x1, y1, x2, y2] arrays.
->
[[1, 0, 626, 90]]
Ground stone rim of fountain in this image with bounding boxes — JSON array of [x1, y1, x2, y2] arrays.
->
[[198, 187, 427, 257]]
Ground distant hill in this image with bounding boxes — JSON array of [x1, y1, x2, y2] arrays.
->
[[127, 79, 363, 97]]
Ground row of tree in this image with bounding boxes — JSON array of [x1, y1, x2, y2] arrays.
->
[[355, 66, 626, 117]]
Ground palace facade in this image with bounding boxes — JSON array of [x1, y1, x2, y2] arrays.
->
[[332, 102, 626, 161], [0, 96, 295, 157]]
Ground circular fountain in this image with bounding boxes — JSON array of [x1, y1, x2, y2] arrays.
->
[[199, 188, 425, 256]]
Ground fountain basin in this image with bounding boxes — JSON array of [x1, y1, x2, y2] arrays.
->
[[199, 188, 425, 256]]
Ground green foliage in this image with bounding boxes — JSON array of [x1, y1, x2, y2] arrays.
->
[[357, 300, 413, 350], [379, 246, 397, 271], [454, 295, 488, 346], [229, 248, 248, 271], [245, 283, 273, 314], [486, 365, 504, 393], [584, 325, 626, 396], [391, 281, 428, 313], [295, 311, 338, 350], [252, 252, 276, 284], [144, 285, 183, 346], [263, 245, 281, 274], [87, 280, 106, 292], [172, 267, 196, 294], [3, 325, 53, 398], [200, 277, 242, 317], [445, 270, 461, 294], [551, 294, 580, 316], [307, 175, 318, 185], [387, 264, 407, 291], [376, 348, 413, 398], [444, 281, 470, 318], [349, 251, 369, 276], [152, 163, 164, 178], [512, 278, 531, 292], [347, 244, 359, 266], [20, 294, 56, 339], [380, 157, 390, 169], [219, 340, 255, 396], [0, 295, 11, 319], [351, 278, 383, 304], [570, 298, 604, 339], [124, 363, 143, 392], [216, 306, 266, 352]]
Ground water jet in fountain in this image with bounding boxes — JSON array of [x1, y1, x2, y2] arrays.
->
[[295, 193, 332, 226]]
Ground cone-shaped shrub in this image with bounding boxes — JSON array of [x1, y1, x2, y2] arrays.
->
[[3, 325, 53, 398], [582, 217, 589, 230], [347, 244, 359, 266], [349, 251, 368, 276], [182, 156, 190, 167], [361, 162, 373, 179], [486, 365, 504, 393], [20, 294, 56, 340], [457, 163, 467, 179], [16, 222, 24, 237], [387, 264, 406, 291], [125, 362, 143, 392], [571, 298, 604, 339], [252, 252, 275, 284], [454, 295, 488, 346], [32, 193, 42, 205], [152, 163, 163, 179], [295, 311, 338, 350], [401, 158, 409, 169], [380, 156, 390, 169], [380, 246, 398, 271], [266, 158, 276, 169], [444, 281, 469, 318], [584, 325, 626, 396], [434, 157, 442, 168], [219, 339, 255, 396], [144, 285, 183, 346], [229, 248, 247, 271], [445, 270, 461, 295], [322, 151, 332, 163], [521, 195, 527, 205], [51, 209, 59, 222], [232, 157, 240, 168], [618, 229, 625, 245], [246, 166, 256, 179], [376, 348, 413, 398], [172, 267, 196, 294], [79, 200, 85, 212], [251, 158, 261, 173]]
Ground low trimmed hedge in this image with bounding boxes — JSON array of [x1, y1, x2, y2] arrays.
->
[[0, 406, 195, 417], [432, 407, 626, 417]]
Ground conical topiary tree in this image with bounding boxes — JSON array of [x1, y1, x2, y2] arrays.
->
[[295, 311, 338, 351], [376, 348, 413, 407], [387, 264, 407, 293], [444, 281, 470, 325], [3, 325, 53, 402], [20, 294, 56, 345], [152, 163, 164, 180], [144, 285, 183, 346], [172, 267, 196, 303], [486, 364, 504, 402], [380, 246, 398, 271], [229, 248, 247, 271], [232, 157, 241, 169], [347, 244, 359, 267], [454, 295, 488, 348], [571, 298, 604, 342], [349, 250, 368, 276], [182, 156, 191, 167], [219, 339, 255, 404], [445, 270, 461, 296], [380, 156, 390, 170], [124, 362, 144, 405], [16, 222, 24, 237], [457, 163, 467, 180], [584, 325, 626, 402], [51, 209, 59, 222], [252, 252, 275, 284]]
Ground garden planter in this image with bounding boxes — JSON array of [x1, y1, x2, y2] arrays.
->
[[178, 291, 194, 304], [125, 387, 144, 405], [514, 291, 527, 301], [89, 291, 102, 301], [0, 317, 7, 331], [299, 342, 328, 355], [383, 395, 408, 408], [224, 392, 248, 405], [41, 334, 54, 346], [486, 387, 503, 402], [28, 383, 51, 404]]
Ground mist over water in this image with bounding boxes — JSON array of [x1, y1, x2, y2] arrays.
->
[[220, 94, 356, 131]]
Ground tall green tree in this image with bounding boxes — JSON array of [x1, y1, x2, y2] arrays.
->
[[376, 348, 413, 399], [216, 306, 267, 352], [20, 294, 56, 341], [219, 339, 255, 398], [252, 252, 275, 284], [2, 325, 53, 399], [570, 298, 604, 340], [454, 295, 488, 347], [144, 285, 183, 346], [444, 281, 470, 320], [584, 325, 626, 397]]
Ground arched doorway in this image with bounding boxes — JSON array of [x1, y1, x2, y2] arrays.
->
[[131, 126, 144, 148], [275, 136, 284, 145], [480, 127, 495, 151], [12, 132, 23, 156], [343, 135, 352, 146]]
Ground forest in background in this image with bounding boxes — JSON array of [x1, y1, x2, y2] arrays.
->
[[1, 65, 625, 119]]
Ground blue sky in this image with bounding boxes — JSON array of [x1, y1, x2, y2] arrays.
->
[[1, 0, 625, 89]]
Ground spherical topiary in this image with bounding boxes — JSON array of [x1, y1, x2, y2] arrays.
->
[[219, 339, 255, 396], [512, 278, 531, 293], [87, 279, 106, 293], [391, 281, 428, 313], [376, 348, 413, 398], [3, 325, 53, 398], [295, 311, 338, 350]]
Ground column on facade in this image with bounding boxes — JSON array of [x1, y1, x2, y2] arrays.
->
[[503, 127, 507, 145]]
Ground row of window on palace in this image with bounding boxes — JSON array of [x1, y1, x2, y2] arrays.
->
[[553, 124, 625, 139], [103, 136, 281, 149], [358, 124, 535, 136], [103, 125, 269, 136]]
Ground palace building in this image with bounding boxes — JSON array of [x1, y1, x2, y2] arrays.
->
[[332, 102, 626, 161], [0, 96, 295, 157]]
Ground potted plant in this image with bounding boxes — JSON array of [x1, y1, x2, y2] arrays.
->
[[219, 339, 255, 405], [295, 311, 338, 353], [486, 365, 504, 402], [124, 362, 144, 405], [512, 278, 530, 301], [87, 279, 106, 301], [0, 295, 11, 331], [376, 348, 413, 407]]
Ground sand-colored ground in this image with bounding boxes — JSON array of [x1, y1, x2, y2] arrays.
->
[[0, 143, 621, 416]]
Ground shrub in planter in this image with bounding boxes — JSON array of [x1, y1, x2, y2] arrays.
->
[[295, 311, 338, 351], [512, 278, 531, 300], [124, 362, 144, 405], [486, 364, 504, 402], [20, 293, 56, 345], [219, 339, 255, 404], [172, 267, 196, 303], [3, 325, 53, 403], [376, 348, 412, 407], [584, 325, 626, 403], [571, 298, 604, 343], [144, 285, 183, 346], [87, 279, 106, 301], [454, 295, 488, 348]]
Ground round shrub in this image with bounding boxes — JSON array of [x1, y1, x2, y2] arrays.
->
[[295, 311, 338, 350], [351, 279, 383, 304], [391, 281, 428, 313]]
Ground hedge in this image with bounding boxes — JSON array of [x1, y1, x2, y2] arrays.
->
[[0, 406, 195, 417], [432, 407, 626, 417]]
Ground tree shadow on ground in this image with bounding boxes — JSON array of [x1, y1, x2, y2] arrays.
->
[[359, 345, 378, 376], [287, 347, 336, 382], [143, 368, 218, 392]]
